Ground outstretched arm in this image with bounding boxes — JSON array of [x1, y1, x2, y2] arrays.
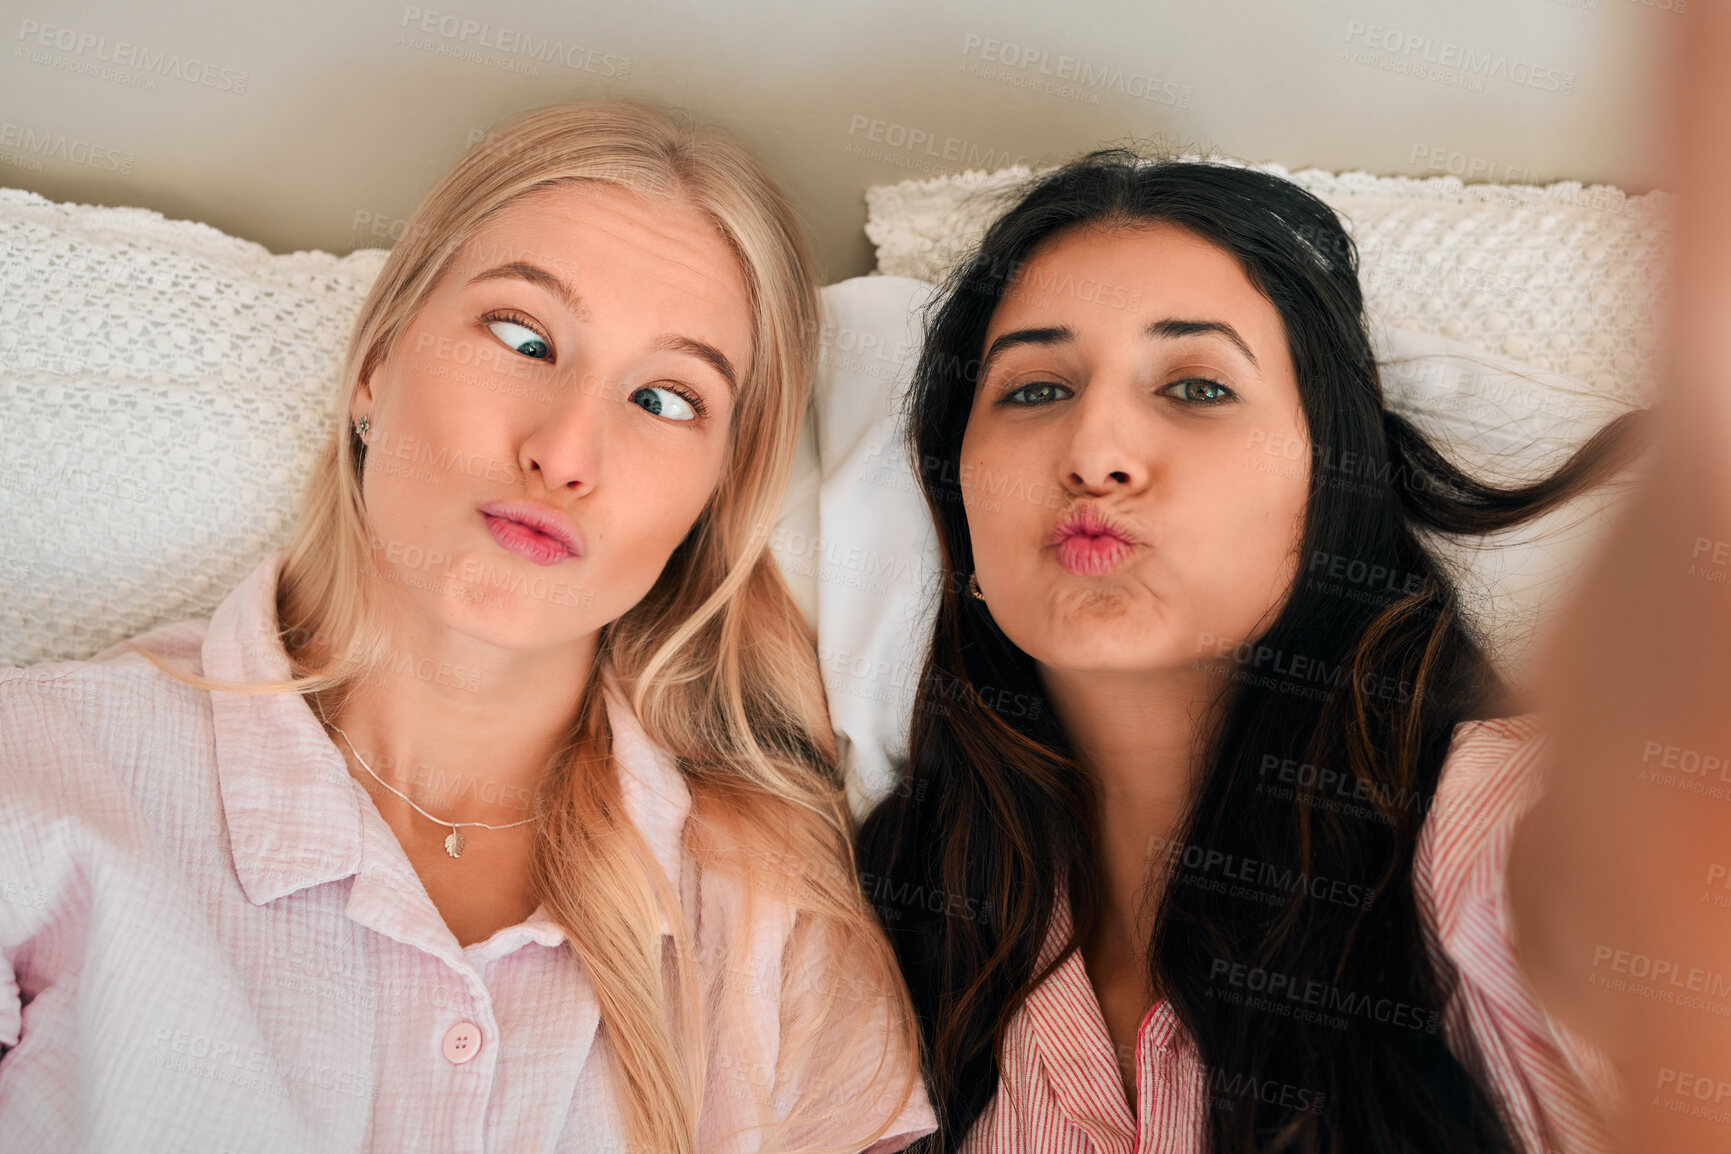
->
[[1509, 4, 1731, 1151]]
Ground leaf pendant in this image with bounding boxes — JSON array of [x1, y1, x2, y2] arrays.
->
[[444, 828, 466, 858]]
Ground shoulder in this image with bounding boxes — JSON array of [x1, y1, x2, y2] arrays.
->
[[0, 621, 233, 1025], [1, 616, 217, 809], [3, 615, 213, 727], [4, 614, 211, 692], [1413, 716, 1623, 1146], [1415, 714, 1547, 921], [687, 854, 935, 1150], [1438, 713, 1548, 799], [89, 616, 210, 669], [712, 896, 935, 1151]]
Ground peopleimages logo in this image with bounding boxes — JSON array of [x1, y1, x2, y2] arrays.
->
[[960, 33, 1192, 107], [15, 19, 249, 93], [398, 7, 629, 78], [0, 122, 134, 175], [1342, 21, 1575, 95]]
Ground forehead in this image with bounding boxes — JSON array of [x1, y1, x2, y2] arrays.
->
[[989, 221, 1281, 342], [447, 182, 752, 341]]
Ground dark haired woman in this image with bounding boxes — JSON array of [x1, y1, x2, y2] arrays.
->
[[851, 123, 1688, 1154]]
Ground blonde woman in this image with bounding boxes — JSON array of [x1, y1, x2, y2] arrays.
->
[[0, 101, 932, 1154]]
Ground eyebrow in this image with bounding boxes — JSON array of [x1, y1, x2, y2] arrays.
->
[[979, 317, 1260, 379], [980, 325, 1075, 380], [1146, 318, 1259, 369], [652, 333, 738, 394], [468, 261, 738, 393], [466, 261, 588, 318]]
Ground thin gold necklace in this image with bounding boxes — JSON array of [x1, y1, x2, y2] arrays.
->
[[315, 700, 538, 859]]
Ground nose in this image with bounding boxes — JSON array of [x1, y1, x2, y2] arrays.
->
[[516, 371, 613, 495], [1062, 379, 1148, 496]]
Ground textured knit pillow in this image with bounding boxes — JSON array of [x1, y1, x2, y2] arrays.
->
[[0, 189, 389, 666], [0, 189, 823, 667], [865, 163, 1668, 409]]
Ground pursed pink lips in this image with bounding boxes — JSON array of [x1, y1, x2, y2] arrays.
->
[[479, 499, 585, 567], [1050, 505, 1138, 576]]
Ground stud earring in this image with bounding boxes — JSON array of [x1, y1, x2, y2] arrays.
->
[[968, 572, 987, 602], [354, 415, 370, 441]]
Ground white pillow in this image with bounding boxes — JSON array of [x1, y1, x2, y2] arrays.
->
[[1374, 325, 1637, 689], [781, 276, 941, 812], [803, 276, 1641, 814], [0, 189, 388, 667]]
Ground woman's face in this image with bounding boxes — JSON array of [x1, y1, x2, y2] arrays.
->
[[353, 181, 752, 652], [959, 222, 1311, 678]]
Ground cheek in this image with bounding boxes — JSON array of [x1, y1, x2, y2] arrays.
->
[[1186, 449, 1308, 627], [372, 365, 517, 490], [358, 368, 446, 521], [1250, 447, 1310, 571], [380, 351, 494, 457], [959, 422, 1052, 560], [607, 433, 728, 556]]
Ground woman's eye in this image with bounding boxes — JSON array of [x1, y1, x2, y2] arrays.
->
[[1004, 381, 1070, 406], [1165, 378, 1234, 404], [486, 319, 550, 360], [630, 385, 698, 422]]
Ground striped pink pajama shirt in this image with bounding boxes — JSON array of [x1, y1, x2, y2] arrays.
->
[[959, 717, 1620, 1154]]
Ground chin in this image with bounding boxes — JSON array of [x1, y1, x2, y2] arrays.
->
[[1013, 612, 1191, 678], [418, 590, 517, 641]]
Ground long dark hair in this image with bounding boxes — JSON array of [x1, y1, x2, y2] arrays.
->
[[856, 151, 1645, 1153]]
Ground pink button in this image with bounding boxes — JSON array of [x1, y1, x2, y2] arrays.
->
[[441, 1021, 482, 1064]]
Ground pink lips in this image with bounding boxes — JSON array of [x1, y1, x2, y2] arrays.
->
[[1050, 505, 1137, 576], [479, 499, 585, 567]]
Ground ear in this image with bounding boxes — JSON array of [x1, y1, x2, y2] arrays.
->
[[350, 360, 382, 425]]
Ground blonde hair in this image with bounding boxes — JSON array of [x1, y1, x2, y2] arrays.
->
[[128, 100, 921, 1154]]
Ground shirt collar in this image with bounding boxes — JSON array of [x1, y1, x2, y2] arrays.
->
[[204, 549, 692, 941], [1019, 894, 1140, 1144], [1018, 884, 1191, 1144], [205, 550, 365, 907]]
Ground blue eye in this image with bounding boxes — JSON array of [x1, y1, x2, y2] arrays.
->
[[1004, 381, 1071, 406], [1166, 378, 1234, 404], [630, 385, 698, 422], [486, 319, 550, 360]]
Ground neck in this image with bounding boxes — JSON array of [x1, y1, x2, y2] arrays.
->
[[306, 600, 599, 829], [1039, 662, 1220, 971]]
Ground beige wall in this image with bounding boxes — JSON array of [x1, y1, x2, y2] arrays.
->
[[0, 0, 1670, 280]]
